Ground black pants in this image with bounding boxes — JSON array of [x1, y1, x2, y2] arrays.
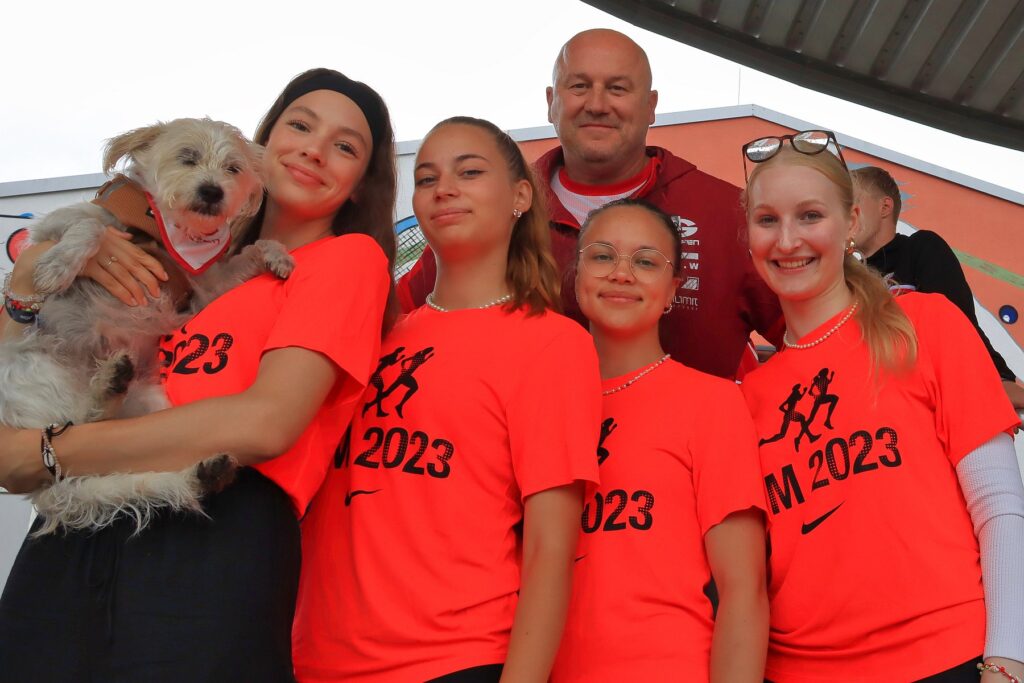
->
[[767, 657, 984, 683], [917, 657, 984, 682], [428, 664, 504, 683], [0, 468, 299, 683]]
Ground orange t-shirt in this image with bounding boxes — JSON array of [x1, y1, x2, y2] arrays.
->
[[551, 360, 766, 682], [740, 292, 1020, 683], [160, 234, 389, 515], [293, 305, 602, 683]]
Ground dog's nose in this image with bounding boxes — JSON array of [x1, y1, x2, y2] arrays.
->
[[198, 184, 224, 205]]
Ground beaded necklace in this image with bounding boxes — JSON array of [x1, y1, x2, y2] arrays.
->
[[783, 301, 859, 350], [425, 292, 512, 313], [602, 354, 671, 396]]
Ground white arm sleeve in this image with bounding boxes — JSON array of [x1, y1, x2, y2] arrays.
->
[[955, 432, 1024, 663]]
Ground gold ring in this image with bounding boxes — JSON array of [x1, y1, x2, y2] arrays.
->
[[106, 255, 118, 266]]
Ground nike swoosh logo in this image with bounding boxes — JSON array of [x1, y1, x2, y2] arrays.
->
[[800, 502, 844, 535], [344, 489, 381, 506]]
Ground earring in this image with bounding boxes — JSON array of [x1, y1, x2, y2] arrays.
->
[[846, 237, 865, 263], [512, 208, 523, 219], [663, 302, 674, 315]]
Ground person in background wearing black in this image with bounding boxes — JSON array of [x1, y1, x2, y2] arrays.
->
[[852, 165, 1024, 410]]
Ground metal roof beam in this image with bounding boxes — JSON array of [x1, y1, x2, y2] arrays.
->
[[742, 0, 772, 37], [870, 0, 935, 79], [996, 68, 1024, 117], [828, 0, 882, 67], [700, 0, 722, 22], [953, 1, 1024, 106], [910, 0, 986, 93], [785, 0, 826, 53]]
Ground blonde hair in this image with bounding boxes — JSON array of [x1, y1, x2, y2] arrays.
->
[[426, 117, 561, 316], [743, 147, 917, 375], [851, 166, 902, 222]]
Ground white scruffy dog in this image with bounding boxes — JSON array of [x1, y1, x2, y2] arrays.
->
[[0, 118, 293, 535]]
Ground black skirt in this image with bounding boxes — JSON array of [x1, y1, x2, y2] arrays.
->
[[0, 467, 299, 683]]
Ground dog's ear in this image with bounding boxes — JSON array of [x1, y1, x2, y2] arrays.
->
[[241, 186, 266, 220], [248, 141, 266, 182], [241, 142, 266, 218], [103, 123, 166, 174]]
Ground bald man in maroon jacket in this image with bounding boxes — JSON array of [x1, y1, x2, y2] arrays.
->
[[398, 29, 781, 380]]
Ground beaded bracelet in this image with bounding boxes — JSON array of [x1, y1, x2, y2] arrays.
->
[[41, 422, 72, 481], [2, 272, 45, 324], [978, 662, 1023, 683]]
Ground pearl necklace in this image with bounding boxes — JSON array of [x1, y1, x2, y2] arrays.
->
[[783, 301, 859, 350], [425, 292, 512, 313], [603, 354, 671, 396]]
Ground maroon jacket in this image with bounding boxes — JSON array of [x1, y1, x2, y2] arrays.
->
[[397, 145, 781, 379]]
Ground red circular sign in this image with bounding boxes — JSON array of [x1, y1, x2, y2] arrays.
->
[[5, 228, 29, 263]]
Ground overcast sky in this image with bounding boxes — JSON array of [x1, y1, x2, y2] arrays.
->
[[3, 0, 1023, 194]]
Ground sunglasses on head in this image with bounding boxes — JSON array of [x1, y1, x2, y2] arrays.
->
[[741, 130, 848, 180]]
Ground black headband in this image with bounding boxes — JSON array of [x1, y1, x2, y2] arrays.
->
[[282, 72, 386, 150]]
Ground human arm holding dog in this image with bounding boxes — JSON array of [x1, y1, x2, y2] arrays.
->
[[1, 226, 391, 497], [2, 227, 168, 338], [0, 345, 337, 492]]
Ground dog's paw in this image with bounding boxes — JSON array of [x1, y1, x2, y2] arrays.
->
[[253, 239, 295, 279], [103, 351, 135, 396], [31, 209, 111, 295], [89, 351, 136, 421], [195, 454, 238, 495], [33, 251, 81, 296]]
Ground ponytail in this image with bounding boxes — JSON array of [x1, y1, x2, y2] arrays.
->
[[505, 167, 561, 315], [846, 256, 917, 376]]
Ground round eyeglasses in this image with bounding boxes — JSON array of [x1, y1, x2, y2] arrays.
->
[[741, 130, 848, 180], [578, 243, 673, 283]]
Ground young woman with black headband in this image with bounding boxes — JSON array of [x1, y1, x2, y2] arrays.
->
[[0, 68, 398, 682]]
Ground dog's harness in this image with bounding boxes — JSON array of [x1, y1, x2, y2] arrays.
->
[[91, 175, 231, 275]]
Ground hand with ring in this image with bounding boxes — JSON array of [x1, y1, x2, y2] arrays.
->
[[81, 226, 170, 306]]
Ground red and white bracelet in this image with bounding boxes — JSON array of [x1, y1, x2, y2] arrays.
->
[[979, 662, 1022, 683], [2, 272, 45, 324]]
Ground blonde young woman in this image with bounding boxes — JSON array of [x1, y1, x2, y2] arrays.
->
[[739, 131, 1024, 683], [293, 116, 601, 683]]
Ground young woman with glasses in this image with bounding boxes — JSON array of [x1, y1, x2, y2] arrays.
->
[[739, 132, 1023, 683], [292, 116, 601, 683], [550, 198, 769, 683]]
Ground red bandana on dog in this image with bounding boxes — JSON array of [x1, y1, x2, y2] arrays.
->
[[144, 191, 231, 275], [92, 175, 231, 275]]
